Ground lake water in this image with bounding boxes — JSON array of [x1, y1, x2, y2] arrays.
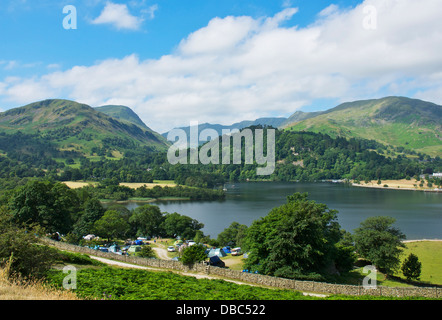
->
[[113, 182, 442, 240]]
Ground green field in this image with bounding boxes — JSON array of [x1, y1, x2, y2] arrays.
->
[[395, 241, 442, 285]]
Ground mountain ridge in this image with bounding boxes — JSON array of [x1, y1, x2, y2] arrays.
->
[[0, 99, 169, 155], [283, 96, 442, 156]]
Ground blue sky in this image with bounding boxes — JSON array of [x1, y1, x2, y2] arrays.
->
[[1, 0, 442, 132], [1, 1, 361, 74]]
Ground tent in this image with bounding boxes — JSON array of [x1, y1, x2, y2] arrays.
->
[[108, 244, 120, 253], [222, 246, 231, 254], [128, 245, 141, 253], [207, 248, 227, 258], [208, 255, 225, 268]]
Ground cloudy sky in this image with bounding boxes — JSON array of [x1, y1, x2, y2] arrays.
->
[[0, 0, 441, 133]]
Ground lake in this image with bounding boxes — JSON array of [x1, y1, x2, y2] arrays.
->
[[110, 182, 442, 240]]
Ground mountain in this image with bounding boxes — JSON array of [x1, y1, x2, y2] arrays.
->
[[283, 97, 442, 156], [162, 117, 287, 146], [0, 99, 169, 156], [95, 105, 151, 130]]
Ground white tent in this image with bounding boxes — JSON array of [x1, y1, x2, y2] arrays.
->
[[207, 248, 227, 258]]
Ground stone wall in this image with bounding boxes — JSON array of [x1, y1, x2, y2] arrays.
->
[[45, 239, 439, 298]]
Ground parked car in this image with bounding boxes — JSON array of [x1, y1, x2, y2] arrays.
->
[[231, 247, 242, 256], [167, 246, 176, 252], [187, 240, 196, 246]]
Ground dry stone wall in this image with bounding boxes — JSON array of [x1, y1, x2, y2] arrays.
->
[[45, 239, 439, 298]]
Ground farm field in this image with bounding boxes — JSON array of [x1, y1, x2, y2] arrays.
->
[[62, 180, 177, 189], [352, 179, 440, 191]]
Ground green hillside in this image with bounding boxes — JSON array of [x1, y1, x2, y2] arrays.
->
[[283, 97, 442, 157], [0, 99, 169, 156], [95, 105, 151, 130]]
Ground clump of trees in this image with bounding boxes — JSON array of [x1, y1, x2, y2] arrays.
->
[[0, 180, 206, 245], [241, 193, 355, 280], [235, 193, 419, 283]]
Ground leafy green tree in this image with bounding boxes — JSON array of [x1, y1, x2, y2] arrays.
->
[[162, 212, 204, 239], [8, 180, 79, 234], [401, 253, 422, 282], [217, 222, 248, 247], [0, 206, 58, 278], [181, 244, 207, 265], [243, 193, 343, 279], [72, 198, 105, 239], [138, 245, 156, 259], [129, 204, 165, 238], [93, 210, 130, 241], [353, 216, 406, 275]]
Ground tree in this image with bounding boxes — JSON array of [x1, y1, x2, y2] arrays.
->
[[181, 244, 207, 265], [162, 212, 204, 239], [93, 210, 130, 241], [401, 253, 422, 282], [217, 222, 248, 247], [8, 180, 79, 234], [0, 206, 58, 278], [129, 204, 164, 238], [353, 216, 406, 275], [138, 245, 156, 259], [242, 193, 344, 279], [72, 198, 105, 239]]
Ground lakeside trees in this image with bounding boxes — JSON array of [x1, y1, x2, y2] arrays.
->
[[0, 180, 206, 244], [0, 179, 426, 286], [0, 130, 440, 185], [353, 216, 406, 275], [242, 193, 354, 280]]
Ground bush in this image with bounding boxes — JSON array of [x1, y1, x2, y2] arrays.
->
[[138, 246, 156, 259], [181, 244, 207, 265]]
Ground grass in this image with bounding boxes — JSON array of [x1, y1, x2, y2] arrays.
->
[[352, 179, 440, 191], [286, 99, 442, 157], [0, 262, 79, 300], [62, 180, 177, 190], [395, 241, 442, 285]]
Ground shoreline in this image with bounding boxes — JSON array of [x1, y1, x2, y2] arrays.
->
[[350, 179, 441, 193], [100, 197, 191, 204], [403, 239, 442, 243]]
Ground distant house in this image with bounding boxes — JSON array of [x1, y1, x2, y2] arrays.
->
[[433, 173, 442, 178]]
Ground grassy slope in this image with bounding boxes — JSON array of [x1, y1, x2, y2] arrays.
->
[[0, 99, 169, 155], [285, 97, 442, 156]]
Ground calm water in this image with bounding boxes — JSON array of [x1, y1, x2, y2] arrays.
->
[[113, 182, 442, 240]]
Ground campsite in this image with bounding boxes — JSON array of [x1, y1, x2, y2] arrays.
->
[[80, 235, 244, 270]]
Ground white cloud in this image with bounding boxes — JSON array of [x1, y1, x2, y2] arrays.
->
[[1, 0, 442, 132], [91, 2, 143, 30]]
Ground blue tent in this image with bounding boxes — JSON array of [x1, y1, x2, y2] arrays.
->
[[209, 255, 225, 267], [222, 246, 231, 254]]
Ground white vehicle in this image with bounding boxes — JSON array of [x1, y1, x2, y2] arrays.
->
[[167, 246, 176, 252], [187, 240, 196, 246], [231, 247, 242, 256]]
